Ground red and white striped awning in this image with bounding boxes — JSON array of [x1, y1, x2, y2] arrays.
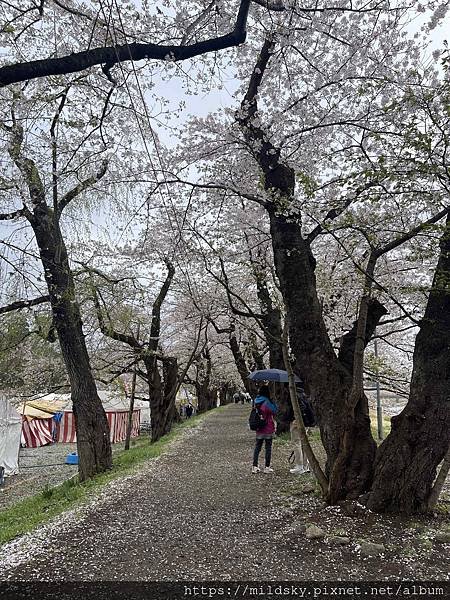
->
[[56, 410, 140, 444], [21, 416, 54, 448], [21, 409, 141, 448]]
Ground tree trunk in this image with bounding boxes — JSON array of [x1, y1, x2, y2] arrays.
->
[[32, 208, 111, 480], [282, 321, 329, 495], [428, 448, 450, 511], [366, 215, 450, 514], [253, 265, 293, 433], [247, 332, 266, 371], [196, 383, 217, 413], [238, 38, 375, 499], [146, 356, 178, 442], [163, 357, 179, 429], [219, 383, 233, 405], [143, 261, 176, 441], [229, 329, 252, 393], [270, 383, 293, 434], [208, 388, 218, 410], [268, 206, 376, 498], [196, 383, 210, 413]]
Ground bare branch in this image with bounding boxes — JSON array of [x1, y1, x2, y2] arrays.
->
[[0, 295, 50, 315], [160, 176, 268, 208], [92, 288, 143, 350], [0, 208, 26, 221], [252, 0, 285, 9], [73, 261, 134, 285]]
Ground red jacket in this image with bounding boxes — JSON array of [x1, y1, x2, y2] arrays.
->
[[255, 397, 277, 435]]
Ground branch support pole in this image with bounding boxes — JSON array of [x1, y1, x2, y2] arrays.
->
[[281, 319, 328, 496]]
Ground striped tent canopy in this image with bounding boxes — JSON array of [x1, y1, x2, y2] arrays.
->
[[17, 391, 143, 448]]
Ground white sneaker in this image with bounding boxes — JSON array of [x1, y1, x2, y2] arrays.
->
[[264, 466, 274, 474], [251, 466, 260, 474], [290, 465, 310, 474]]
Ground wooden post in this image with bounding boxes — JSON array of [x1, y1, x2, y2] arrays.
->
[[125, 324, 140, 450], [374, 336, 384, 441]]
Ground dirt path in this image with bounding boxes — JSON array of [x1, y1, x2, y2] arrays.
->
[[0, 405, 448, 581]]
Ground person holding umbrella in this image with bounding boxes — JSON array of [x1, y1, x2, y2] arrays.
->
[[251, 385, 278, 474]]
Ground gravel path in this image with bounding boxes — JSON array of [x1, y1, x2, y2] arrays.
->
[[0, 443, 78, 510], [0, 405, 448, 581]]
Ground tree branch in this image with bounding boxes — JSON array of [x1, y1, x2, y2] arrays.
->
[[175, 317, 205, 396], [0, 0, 254, 86], [252, 0, 285, 9], [338, 298, 388, 375], [73, 261, 133, 284], [148, 261, 175, 354], [0, 295, 50, 315], [92, 288, 143, 350], [237, 38, 281, 176], [374, 207, 450, 259], [50, 87, 70, 211], [162, 176, 268, 208], [57, 160, 108, 216], [6, 118, 45, 209], [0, 208, 26, 221]]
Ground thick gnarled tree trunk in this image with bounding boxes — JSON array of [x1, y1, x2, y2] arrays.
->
[[33, 208, 112, 480], [236, 38, 377, 499], [366, 215, 450, 513], [268, 208, 377, 496]]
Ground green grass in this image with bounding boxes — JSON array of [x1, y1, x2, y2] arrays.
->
[[275, 432, 291, 445], [0, 414, 205, 545], [369, 410, 392, 441]]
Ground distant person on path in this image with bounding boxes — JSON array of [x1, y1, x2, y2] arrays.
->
[[185, 404, 193, 419], [252, 385, 278, 474]]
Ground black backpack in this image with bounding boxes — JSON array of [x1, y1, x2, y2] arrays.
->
[[249, 403, 266, 431], [298, 390, 316, 427]]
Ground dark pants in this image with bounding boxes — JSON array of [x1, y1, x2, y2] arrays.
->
[[253, 438, 273, 467]]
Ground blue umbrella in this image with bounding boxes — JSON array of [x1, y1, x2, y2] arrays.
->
[[248, 368, 301, 383]]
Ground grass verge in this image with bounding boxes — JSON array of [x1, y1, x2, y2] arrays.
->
[[0, 414, 205, 546], [369, 410, 392, 441]]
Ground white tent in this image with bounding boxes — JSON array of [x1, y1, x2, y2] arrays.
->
[[0, 396, 22, 477]]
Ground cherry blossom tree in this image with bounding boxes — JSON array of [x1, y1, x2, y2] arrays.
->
[[169, 3, 449, 509], [0, 72, 147, 478]]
